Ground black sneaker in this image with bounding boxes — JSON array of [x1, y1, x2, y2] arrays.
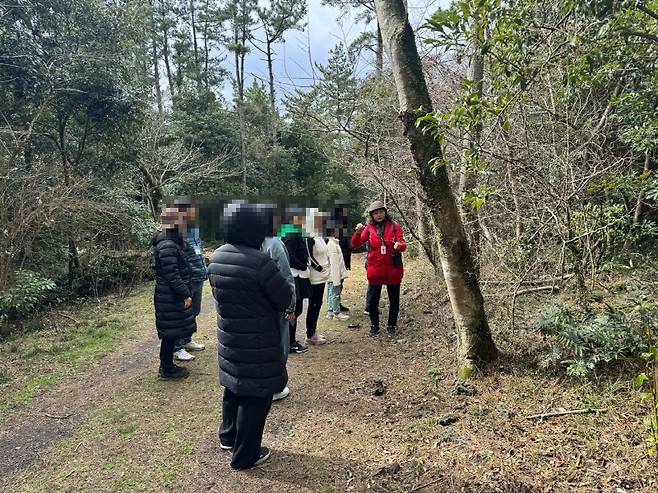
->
[[159, 364, 189, 379], [369, 326, 380, 337], [340, 304, 350, 312], [254, 447, 271, 466], [290, 341, 309, 354], [387, 326, 396, 337]]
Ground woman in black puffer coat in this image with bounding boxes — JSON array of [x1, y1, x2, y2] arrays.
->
[[208, 201, 293, 470], [152, 208, 196, 379]]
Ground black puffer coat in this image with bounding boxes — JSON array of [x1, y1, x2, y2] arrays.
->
[[208, 203, 293, 397], [152, 229, 197, 340]]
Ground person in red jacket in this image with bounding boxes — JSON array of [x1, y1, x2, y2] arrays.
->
[[351, 200, 407, 337]]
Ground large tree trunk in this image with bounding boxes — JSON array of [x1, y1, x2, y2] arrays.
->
[[373, 0, 497, 372]]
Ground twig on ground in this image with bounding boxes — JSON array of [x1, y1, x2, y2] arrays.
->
[[526, 408, 607, 420], [44, 413, 72, 420], [512, 285, 559, 296], [58, 313, 80, 324], [408, 477, 443, 492]]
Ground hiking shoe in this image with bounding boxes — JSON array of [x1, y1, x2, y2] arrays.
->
[[219, 442, 233, 451], [184, 339, 205, 351], [159, 364, 189, 379], [306, 332, 327, 345], [174, 348, 195, 361], [290, 341, 309, 354], [326, 312, 334, 320], [340, 304, 350, 312], [334, 312, 349, 321], [254, 447, 272, 466], [273, 386, 290, 401], [369, 326, 380, 337], [387, 326, 397, 337], [364, 308, 370, 315]]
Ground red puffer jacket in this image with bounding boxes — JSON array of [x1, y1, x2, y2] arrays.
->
[[351, 220, 407, 286]]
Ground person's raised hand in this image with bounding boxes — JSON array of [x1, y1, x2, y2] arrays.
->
[[355, 223, 365, 234]]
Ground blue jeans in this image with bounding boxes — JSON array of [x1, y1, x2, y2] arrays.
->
[[175, 280, 204, 351], [327, 282, 342, 314]]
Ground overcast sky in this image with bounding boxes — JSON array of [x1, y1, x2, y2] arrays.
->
[[221, 0, 450, 103]]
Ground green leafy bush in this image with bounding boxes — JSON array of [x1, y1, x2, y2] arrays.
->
[[0, 270, 56, 322], [536, 300, 656, 377]]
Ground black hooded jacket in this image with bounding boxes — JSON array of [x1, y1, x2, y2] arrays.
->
[[207, 203, 293, 397], [152, 229, 197, 340]]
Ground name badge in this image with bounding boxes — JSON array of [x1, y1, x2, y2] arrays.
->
[[380, 245, 387, 255]]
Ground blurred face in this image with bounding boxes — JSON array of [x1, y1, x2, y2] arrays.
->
[[372, 209, 386, 223], [314, 214, 324, 232], [292, 214, 305, 227], [185, 206, 197, 223]]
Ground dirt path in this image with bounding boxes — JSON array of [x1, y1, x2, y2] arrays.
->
[[2, 257, 656, 493]]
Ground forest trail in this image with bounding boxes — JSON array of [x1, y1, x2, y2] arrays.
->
[[1, 256, 655, 493]]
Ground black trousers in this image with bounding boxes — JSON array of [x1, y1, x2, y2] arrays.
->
[[219, 388, 273, 470], [289, 297, 305, 345], [159, 337, 176, 370], [368, 284, 401, 328], [365, 284, 373, 311], [305, 283, 325, 337]]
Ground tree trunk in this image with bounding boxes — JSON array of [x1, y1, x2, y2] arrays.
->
[[203, 0, 210, 88], [57, 114, 80, 285], [458, 19, 485, 273], [266, 39, 277, 144], [633, 152, 653, 226], [150, 0, 163, 117], [189, 0, 201, 88], [375, 22, 384, 77], [373, 0, 497, 372], [234, 13, 247, 195], [159, 1, 176, 99]]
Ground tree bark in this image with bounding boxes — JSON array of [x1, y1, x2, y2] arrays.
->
[[375, 22, 384, 77], [373, 0, 497, 371]]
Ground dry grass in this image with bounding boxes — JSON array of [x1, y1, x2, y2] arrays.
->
[[3, 256, 657, 493]]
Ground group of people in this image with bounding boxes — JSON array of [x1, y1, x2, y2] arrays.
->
[[152, 198, 407, 470]]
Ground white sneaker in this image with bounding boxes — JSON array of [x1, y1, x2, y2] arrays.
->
[[184, 339, 205, 351], [306, 333, 327, 345], [273, 386, 290, 401], [174, 348, 195, 361], [335, 313, 349, 321], [326, 313, 334, 320]]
